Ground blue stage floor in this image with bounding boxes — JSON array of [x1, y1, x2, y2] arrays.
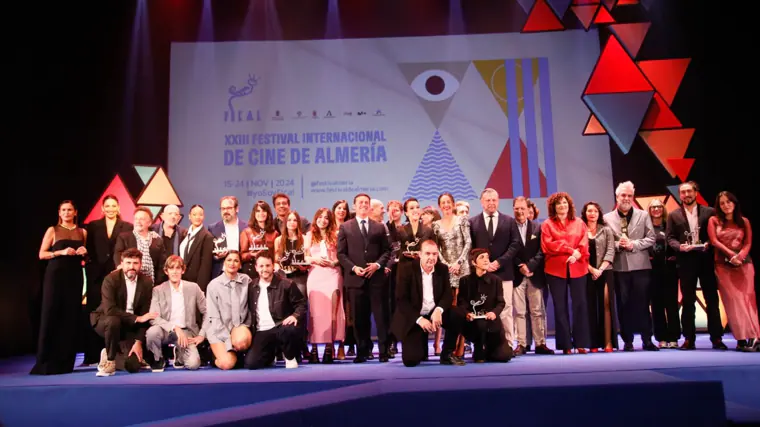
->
[[1, 334, 758, 426]]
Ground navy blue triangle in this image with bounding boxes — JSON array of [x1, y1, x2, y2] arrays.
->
[[516, 0, 537, 14], [583, 91, 653, 154], [667, 185, 681, 200], [546, 0, 572, 18], [640, 0, 656, 10]]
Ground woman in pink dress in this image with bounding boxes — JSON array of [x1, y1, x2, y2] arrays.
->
[[707, 191, 759, 351], [305, 208, 346, 363]]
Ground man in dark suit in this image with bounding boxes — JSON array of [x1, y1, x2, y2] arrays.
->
[[208, 196, 248, 279], [666, 181, 726, 350], [180, 204, 215, 291], [91, 248, 157, 376], [337, 193, 392, 363], [245, 252, 307, 369], [512, 197, 553, 355], [114, 207, 167, 284], [456, 248, 512, 363], [150, 204, 187, 257], [391, 239, 465, 367], [469, 188, 521, 349]]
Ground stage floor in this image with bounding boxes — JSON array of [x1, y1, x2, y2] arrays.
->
[[1, 334, 759, 426]]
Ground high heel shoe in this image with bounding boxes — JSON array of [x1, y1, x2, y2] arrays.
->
[[577, 348, 588, 354], [337, 344, 346, 360], [309, 347, 320, 364], [322, 345, 334, 364]]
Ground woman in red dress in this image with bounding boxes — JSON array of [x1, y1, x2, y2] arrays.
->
[[707, 191, 759, 351]]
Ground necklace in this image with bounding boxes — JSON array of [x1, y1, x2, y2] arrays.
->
[[59, 223, 76, 231]]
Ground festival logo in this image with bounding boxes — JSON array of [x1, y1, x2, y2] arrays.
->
[[224, 73, 261, 123]]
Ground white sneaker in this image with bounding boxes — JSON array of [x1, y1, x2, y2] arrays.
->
[[284, 356, 298, 369], [668, 341, 679, 349], [658, 341, 667, 349], [96, 348, 108, 371], [96, 349, 115, 377]]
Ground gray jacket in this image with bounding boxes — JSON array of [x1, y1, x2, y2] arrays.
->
[[603, 208, 655, 272], [149, 280, 207, 337], [589, 225, 615, 270]]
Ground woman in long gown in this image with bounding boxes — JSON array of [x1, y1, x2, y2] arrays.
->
[[707, 191, 759, 351], [305, 208, 346, 363], [31, 200, 88, 375]]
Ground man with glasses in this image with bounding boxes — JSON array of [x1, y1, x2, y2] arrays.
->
[[208, 196, 248, 279]]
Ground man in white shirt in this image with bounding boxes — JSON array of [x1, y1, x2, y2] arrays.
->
[[146, 255, 208, 371], [390, 239, 464, 367], [208, 196, 248, 279], [244, 252, 306, 369]]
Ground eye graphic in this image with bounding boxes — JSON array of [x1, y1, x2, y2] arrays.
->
[[410, 69, 461, 102]]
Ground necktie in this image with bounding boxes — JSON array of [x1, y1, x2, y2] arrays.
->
[[487, 214, 494, 240], [183, 232, 196, 260], [230, 282, 240, 327], [360, 220, 368, 239]]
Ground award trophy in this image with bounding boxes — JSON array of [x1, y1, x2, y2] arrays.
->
[[290, 249, 310, 266], [685, 226, 707, 250], [470, 294, 488, 319], [390, 241, 401, 263], [249, 229, 269, 252], [212, 233, 228, 255], [620, 217, 629, 239], [402, 237, 421, 258]]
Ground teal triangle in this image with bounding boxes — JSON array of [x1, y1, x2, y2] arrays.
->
[[546, 0, 572, 18], [404, 130, 477, 201], [667, 185, 681, 200], [583, 91, 653, 154], [134, 165, 158, 185], [146, 205, 162, 219]]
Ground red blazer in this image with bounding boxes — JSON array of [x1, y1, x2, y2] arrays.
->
[[540, 218, 590, 279]]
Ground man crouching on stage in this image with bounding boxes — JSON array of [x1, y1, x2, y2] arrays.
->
[[391, 239, 465, 367], [244, 251, 306, 369], [456, 248, 512, 363], [206, 251, 252, 370]]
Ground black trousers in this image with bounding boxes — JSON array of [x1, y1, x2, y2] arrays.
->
[[679, 258, 723, 341], [462, 318, 510, 361], [651, 261, 681, 342], [83, 275, 106, 364], [547, 273, 590, 350], [388, 265, 398, 346], [93, 315, 144, 373], [587, 269, 618, 349], [615, 270, 654, 344], [348, 282, 389, 357], [401, 310, 460, 367], [245, 324, 303, 369]]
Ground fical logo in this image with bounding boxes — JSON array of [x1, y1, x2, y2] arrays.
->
[[224, 73, 261, 123]]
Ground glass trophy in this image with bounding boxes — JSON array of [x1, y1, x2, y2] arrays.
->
[[290, 249, 310, 266], [685, 226, 706, 250], [620, 217, 629, 239], [470, 294, 488, 319], [249, 229, 269, 252], [402, 237, 421, 258], [212, 233, 228, 254], [390, 241, 401, 263]]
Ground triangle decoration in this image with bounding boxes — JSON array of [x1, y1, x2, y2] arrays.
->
[[602, 0, 617, 9], [640, 93, 682, 130], [84, 174, 137, 224], [398, 61, 471, 128], [516, 0, 537, 14], [639, 128, 694, 176], [522, 0, 565, 32], [583, 91, 653, 154], [594, 4, 615, 23], [571, 5, 599, 30], [583, 114, 607, 135], [667, 158, 695, 181], [547, 0, 573, 18], [640, 0, 655, 10], [572, 0, 600, 4], [637, 58, 691, 105], [666, 185, 681, 200], [635, 195, 666, 210], [146, 206, 163, 220], [608, 22, 651, 58], [584, 35, 653, 94], [696, 192, 708, 206], [486, 139, 516, 198], [404, 130, 477, 201], [136, 167, 183, 206], [134, 165, 158, 186], [665, 195, 680, 213], [617, 0, 639, 4]]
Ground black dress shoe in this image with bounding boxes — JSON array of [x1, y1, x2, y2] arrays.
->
[[353, 355, 368, 363], [440, 354, 466, 366], [535, 344, 555, 355], [623, 343, 634, 352], [712, 339, 728, 350], [642, 342, 660, 351], [346, 346, 356, 357], [379, 353, 389, 363], [680, 340, 696, 350]]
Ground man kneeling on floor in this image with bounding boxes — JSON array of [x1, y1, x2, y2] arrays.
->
[[146, 255, 207, 372], [391, 239, 465, 367], [206, 251, 253, 370], [244, 251, 306, 369], [456, 248, 513, 363], [92, 248, 157, 376]]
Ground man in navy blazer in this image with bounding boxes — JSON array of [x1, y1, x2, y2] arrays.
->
[[208, 196, 248, 279], [469, 188, 521, 349]]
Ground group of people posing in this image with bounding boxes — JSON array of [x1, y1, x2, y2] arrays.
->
[[29, 180, 759, 376]]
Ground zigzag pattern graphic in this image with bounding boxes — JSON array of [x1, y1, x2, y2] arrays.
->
[[403, 130, 477, 201]]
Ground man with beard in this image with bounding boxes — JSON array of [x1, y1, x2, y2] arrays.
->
[[666, 181, 726, 350], [208, 196, 248, 279], [91, 248, 158, 376], [151, 204, 187, 257]]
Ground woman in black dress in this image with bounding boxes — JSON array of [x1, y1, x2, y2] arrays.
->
[[31, 200, 88, 375]]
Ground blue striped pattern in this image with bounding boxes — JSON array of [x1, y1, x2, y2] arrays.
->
[[403, 130, 477, 201], [538, 57, 558, 195], [505, 59, 523, 198], [522, 60, 540, 198]]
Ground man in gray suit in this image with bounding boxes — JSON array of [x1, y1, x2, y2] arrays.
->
[[146, 255, 208, 371], [603, 181, 659, 351]]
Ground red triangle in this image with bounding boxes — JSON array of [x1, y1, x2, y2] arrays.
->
[[523, 0, 565, 32], [640, 93, 682, 130], [594, 5, 615, 23], [617, 0, 638, 4], [84, 175, 137, 224], [609, 22, 650, 58], [639, 128, 694, 177], [584, 35, 653, 94], [573, 0, 600, 4], [583, 114, 607, 135], [571, 5, 598, 30], [637, 58, 691, 105], [486, 140, 515, 198], [667, 158, 695, 181], [696, 192, 708, 206]]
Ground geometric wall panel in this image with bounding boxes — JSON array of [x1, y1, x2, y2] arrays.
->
[[584, 35, 653, 94], [640, 93, 682, 130], [583, 91, 653, 153], [635, 195, 666, 210], [609, 22, 651, 58], [135, 167, 183, 206], [639, 128, 694, 177], [83, 174, 137, 224], [637, 58, 691, 105], [523, 0, 565, 32], [583, 114, 607, 135]]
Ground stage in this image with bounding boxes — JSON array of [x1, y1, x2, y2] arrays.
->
[[1, 334, 758, 427]]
